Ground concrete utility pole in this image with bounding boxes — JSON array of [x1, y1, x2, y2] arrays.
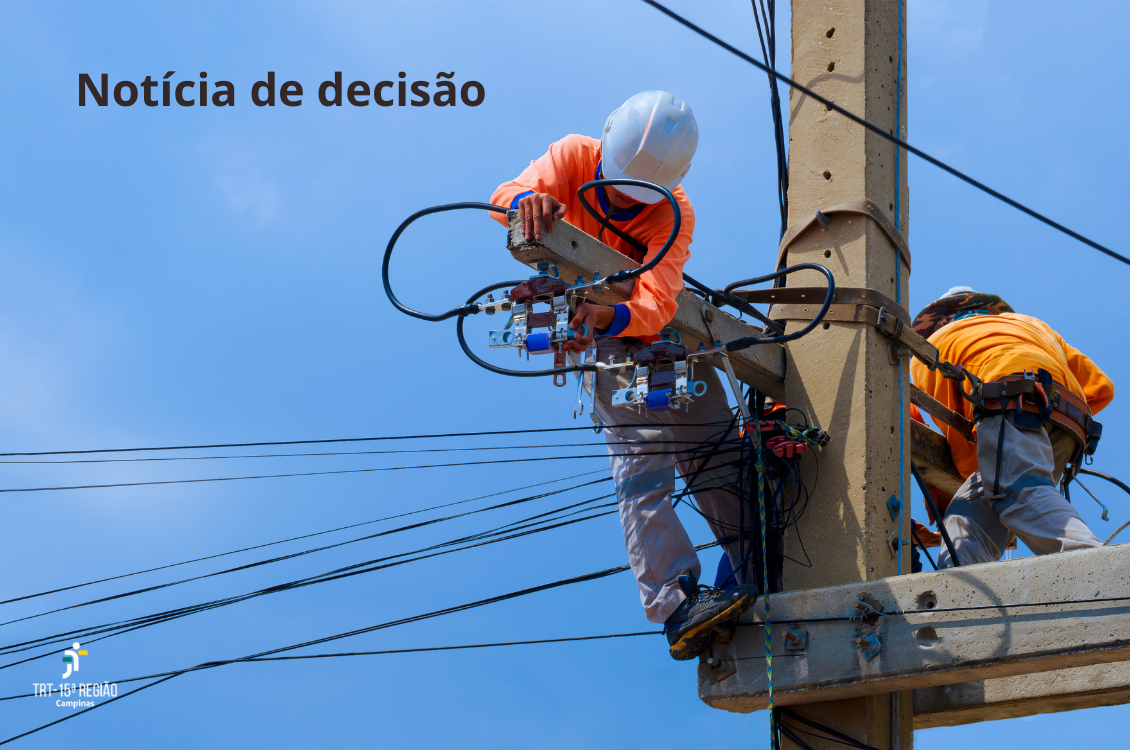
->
[[781, 0, 910, 747]]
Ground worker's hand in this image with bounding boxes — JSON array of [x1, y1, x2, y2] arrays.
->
[[518, 193, 566, 242], [563, 302, 615, 353]]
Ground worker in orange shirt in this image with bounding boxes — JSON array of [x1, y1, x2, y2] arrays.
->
[[910, 287, 1114, 567], [491, 91, 758, 660]]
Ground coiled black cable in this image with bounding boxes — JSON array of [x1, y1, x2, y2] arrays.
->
[[571, 183, 784, 333], [382, 202, 510, 322], [575, 178, 680, 284], [721, 263, 835, 351], [456, 281, 599, 379]]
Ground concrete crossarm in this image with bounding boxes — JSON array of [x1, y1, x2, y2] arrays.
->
[[698, 543, 1130, 713], [504, 213, 787, 401], [914, 661, 1130, 728]]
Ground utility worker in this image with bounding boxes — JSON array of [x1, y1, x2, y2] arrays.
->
[[490, 91, 758, 660], [910, 287, 1114, 567]]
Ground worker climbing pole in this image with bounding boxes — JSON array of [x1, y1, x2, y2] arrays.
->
[[382, 87, 846, 674]]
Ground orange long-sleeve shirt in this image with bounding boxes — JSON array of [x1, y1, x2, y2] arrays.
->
[[491, 134, 694, 339], [910, 313, 1114, 479]]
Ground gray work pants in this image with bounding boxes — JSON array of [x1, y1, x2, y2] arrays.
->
[[584, 338, 747, 624], [938, 414, 1100, 568]]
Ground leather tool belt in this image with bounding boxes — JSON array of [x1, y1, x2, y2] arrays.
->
[[973, 370, 1102, 458]]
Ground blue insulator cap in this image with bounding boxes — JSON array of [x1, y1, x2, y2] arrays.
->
[[646, 389, 674, 411], [525, 332, 552, 353]]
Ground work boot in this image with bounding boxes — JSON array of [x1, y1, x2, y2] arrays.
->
[[664, 574, 758, 661]]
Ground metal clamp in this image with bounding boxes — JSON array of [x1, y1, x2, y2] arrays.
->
[[875, 306, 904, 340]]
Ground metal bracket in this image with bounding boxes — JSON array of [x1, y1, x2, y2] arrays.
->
[[887, 530, 911, 559], [853, 632, 882, 661], [887, 493, 901, 521], [698, 303, 751, 422], [888, 342, 911, 366], [534, 260, 559, 278], [783, 628, 808, 652], [705, 654, 737, 682]]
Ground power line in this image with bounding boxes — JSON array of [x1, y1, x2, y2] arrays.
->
[[0, 421, 733, 458], [0, 489, 618, 628], [0, 438, 721, 465], [0, 470, 612, 607], [0, 432, 740, 662], [0, 445, 742, 493], [0, 631, 668, 743], [640, 0, 1128, 267], [0, 547, 716, 745], [0, 504, 624, 663], [0, 632, 663, 703]]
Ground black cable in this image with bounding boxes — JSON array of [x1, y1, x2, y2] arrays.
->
[[456, 280, 599, 379], [910, 461, 961, 567], [382, 202, 511, 321], [1078, 468, 1130, 498], [0, 632, 665, 744], [777, 722, 820, 750], [780, 709, 883, 750], [0, 555, 686, 748], [0, 465, 732, 662], [0, 422, 730, 458], [575, 179, 680, 284], [0, 674, 179, 746], [722, 263, 835, 350], [0, 471, 612, 607], [639, 0, 1128, 267], [0, 446, 743, 493], [2, 442, 741, 655], [750, 0, 788, 242], [0, 489, 619, 628], [912, 527, 938, 571], [682, 272, 785, 334], [0, 439, 715, 465], [0, 506, 624, 663], [565, 180, 784, 333], [1, 536, 720, 681], [2, 632, 663, 705]]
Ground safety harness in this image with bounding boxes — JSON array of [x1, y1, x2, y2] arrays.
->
[[735, 285, 1104, 476], [956, 366, 1103, 469]]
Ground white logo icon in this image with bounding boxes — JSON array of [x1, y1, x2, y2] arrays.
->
[[62, 642, 84, 679]]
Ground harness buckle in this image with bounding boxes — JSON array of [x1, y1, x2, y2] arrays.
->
[[956, 366, 983, 407], [1085, 418, 1103, 456], [875, 307, 903, 340]]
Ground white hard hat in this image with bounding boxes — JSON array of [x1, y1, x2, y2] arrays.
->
[[939, 286, 976, 301], [601, 91, 699, 204]]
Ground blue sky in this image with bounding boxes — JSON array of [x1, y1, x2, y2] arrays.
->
[[1, 0, 1128, 747]]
